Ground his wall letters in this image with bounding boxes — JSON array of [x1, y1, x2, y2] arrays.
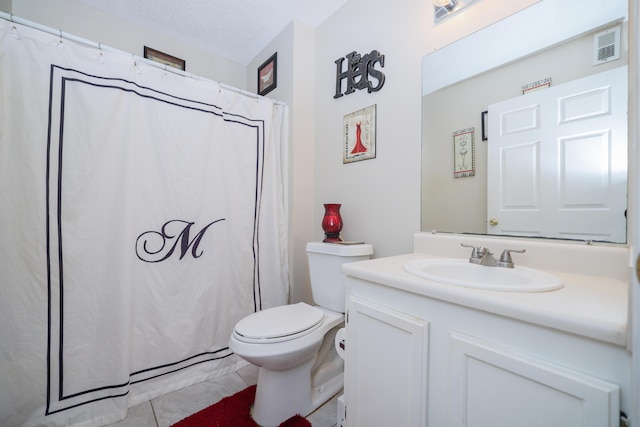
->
[[334, 50, 385, 99]]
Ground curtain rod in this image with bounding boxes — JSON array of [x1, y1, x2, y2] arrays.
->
[[0, 12, 285, 106]]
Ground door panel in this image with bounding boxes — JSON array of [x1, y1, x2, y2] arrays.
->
[[345, 296, 429, 427], [487, 66, 627, 242], [449, 331, 620, 427]]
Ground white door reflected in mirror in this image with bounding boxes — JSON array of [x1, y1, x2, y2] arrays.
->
[[487, 66, 627, 243]]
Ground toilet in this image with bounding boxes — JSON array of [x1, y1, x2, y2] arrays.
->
[[229, 241, 373, 426]]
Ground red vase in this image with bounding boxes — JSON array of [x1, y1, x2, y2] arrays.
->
[[322, 204, 343, 243]]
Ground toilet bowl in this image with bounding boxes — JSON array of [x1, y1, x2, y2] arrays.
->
[[229, 241, 373, 427], [230, 303, 344, 426]]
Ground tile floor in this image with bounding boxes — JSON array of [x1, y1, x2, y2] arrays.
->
[[105, 362, 339, 427]]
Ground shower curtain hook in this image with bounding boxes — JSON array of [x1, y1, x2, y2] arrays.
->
[[10, 24, 20, 40], [98, 43, 105, 64], [133, 60, 142, 75], [57, 29, 64, 49], [9, 14, 19, 39]]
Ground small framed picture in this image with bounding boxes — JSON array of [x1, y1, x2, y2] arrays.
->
[[343, 104, 377, 164], [453, 127, 475, 178], [257, 53, 277, 96], [143, 46, 185, 71], [481, 110, 488, 141]]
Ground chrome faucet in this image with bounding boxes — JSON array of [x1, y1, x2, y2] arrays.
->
[[462, 244, 525, 268], [461, 244, 496, 266], [478, 250, 498, 267]]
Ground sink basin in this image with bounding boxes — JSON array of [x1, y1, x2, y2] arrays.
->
[[403, 258, 563, 292]]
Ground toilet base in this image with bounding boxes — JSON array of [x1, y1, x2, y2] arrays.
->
[[252, 361, 344, 427], [252, 358, 313, 427], [251, 327, 345, 427]]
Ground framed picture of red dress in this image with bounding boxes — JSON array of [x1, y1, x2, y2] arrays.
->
[[343, 104, 376, 164]]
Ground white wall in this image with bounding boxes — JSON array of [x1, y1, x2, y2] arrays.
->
[[247, 21, 317, 304], [0, 0, 10, 13], [313, 0, 429, 259], [287, 22, 317, 304], [629, 2, 639, 425], [12, 0, 246, 88]]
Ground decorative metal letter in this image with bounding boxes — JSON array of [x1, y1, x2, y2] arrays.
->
[[334, 50, 386, 99]]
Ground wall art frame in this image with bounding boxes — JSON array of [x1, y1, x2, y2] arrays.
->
[[453, 127, 475, 178], [143, 46, 185, 71], [257, 52, 277, 96], [481, 110, 488, 141], [343, 104, 377, 164]]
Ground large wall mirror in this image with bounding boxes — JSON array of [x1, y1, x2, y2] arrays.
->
[[421, 0, 629, 244]]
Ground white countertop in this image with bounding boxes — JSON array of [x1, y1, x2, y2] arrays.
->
[[342, 252, 629, 347]]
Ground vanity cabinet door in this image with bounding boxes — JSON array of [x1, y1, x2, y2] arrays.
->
[[344, 296, 429, 427], [449, 331, 620, 427]]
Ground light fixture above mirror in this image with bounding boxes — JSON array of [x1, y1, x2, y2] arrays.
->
[[433, 0, 479, 24]]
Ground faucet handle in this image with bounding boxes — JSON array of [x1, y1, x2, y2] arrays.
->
[[461, 243, 478, 257], [462, 243, 488, 264], [498, 249, 526, 268]]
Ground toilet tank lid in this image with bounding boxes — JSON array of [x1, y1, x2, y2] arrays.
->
[[306, 241, 373, 256]]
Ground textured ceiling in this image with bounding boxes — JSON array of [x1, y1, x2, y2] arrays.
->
[[81, 0, 348, 65]]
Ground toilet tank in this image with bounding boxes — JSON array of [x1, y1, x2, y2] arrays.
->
[[306, 242, 373, 313]]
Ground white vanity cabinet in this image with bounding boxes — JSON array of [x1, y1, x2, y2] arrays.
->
[[344, 295, 429, 427], [448, 331, 620, 427], [343, 265, 630, 427]]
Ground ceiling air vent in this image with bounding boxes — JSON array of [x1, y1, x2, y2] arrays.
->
[[593, 25, 621, 65]]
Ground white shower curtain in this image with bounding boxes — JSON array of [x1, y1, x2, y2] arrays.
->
[[0, 17, 289, 427]]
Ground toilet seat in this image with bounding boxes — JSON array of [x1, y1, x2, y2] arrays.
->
[[233, 302, 325, 343]]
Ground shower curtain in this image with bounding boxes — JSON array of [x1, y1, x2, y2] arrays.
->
[[0, 17, 289, 427]]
